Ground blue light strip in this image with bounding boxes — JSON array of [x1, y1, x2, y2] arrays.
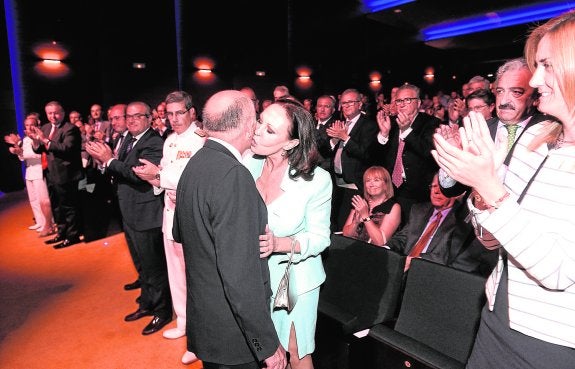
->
[[174, 0, 183, 90], [422, 1, 575, 41], [4, 0, 25, 137], [363, 0, 415, 13]]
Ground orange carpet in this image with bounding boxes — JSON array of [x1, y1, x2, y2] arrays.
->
[[0, 190, 203, 369]]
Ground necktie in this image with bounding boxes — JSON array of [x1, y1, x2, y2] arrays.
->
[[391, 138, 405, 188], [125, 137, 136, 155], [113, 135, 124, 158], [408, 211, 443, 261], [333, 121, 352, 174], [506, 124, 519, 151], [119, 136, 135, 161]]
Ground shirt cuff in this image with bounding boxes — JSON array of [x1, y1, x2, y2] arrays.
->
[[377, 133, 389, 144]]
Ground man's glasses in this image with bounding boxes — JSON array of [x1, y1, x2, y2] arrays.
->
[[394, 97, 419, 105], [468, 104, 488, 112], [341, 100, 360, 107], [125, 113, 149, 120], [166, 108, 191, 119]]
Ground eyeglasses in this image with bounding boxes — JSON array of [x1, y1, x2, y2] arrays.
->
[[125, 113, 149, 120], [394, 97, 419, 105], [468, 104, 488, 112], [109, 115, 125, 121], [166, 108, 191, 119], [340, 100, 360, 107]]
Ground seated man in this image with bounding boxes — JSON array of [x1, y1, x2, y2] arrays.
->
[[385, 173, 497, 277]]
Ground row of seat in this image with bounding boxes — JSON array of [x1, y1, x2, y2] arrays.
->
[[313, 234, 487, 369]]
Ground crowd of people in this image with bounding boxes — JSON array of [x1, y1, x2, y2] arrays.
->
[[5, 9, 575, 368]]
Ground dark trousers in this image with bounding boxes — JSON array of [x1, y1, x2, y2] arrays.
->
[[123, 222, 172, 319], [50, 180, 81, 240]]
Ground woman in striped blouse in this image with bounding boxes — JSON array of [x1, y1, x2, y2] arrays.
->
[[432, 10, 575, 369]]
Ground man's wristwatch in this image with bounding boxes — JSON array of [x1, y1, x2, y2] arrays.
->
[[361, 216, 372, 223]]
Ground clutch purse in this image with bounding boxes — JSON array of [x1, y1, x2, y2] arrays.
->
[[273, 237, 298, 312]]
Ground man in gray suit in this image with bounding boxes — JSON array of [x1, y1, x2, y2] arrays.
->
[[173, 90, 286, 369]]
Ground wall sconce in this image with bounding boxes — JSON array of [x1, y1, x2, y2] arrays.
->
[[295, 65, 313, 90], [369, 71, 382, 91], [193, 56, 216, 85], [132, 63, 146, 69], [256, 71, 266, 77], [424, 66, 435, 84], [32, 41, 70, 78]]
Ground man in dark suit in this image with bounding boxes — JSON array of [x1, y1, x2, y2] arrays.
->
[[438, 58, 549, 197], [86, 101, 172, 336], [386, 174, 497, 276], [369, 83, 442, 226], [173, 90, 286, 369], [327, 88, 379, 231], [315, 94, 337, 172], [31, 101, 84, 249], [89, 104, 112, 143]]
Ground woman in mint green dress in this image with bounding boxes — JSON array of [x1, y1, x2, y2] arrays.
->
[[244, 98, 332, 369]]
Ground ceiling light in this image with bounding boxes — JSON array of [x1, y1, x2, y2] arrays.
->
[[363, 0, 415, 13], [421, 1, 575, 41]]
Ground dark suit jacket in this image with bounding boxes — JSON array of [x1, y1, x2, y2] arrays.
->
[[337, 114, 379, 189], [387, 200, 497, 276], [440, 112, 551, 198], [173, 140, 279, 365], [34, 122, 83, 185], [107, 128, 164, 231], [370, 112, 441, 202], [315, 115, 336, 171]]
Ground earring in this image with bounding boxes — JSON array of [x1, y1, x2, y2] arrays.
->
[[281, 150, 288, 157]]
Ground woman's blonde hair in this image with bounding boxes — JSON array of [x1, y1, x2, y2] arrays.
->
[[363, 166, 394, 200], [524, 10, 575, 149]]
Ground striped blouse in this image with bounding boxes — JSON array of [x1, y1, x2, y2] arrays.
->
[[469, 121, 575, 349]]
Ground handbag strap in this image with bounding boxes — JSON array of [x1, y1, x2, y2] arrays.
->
[[286, 237, 296, 267]]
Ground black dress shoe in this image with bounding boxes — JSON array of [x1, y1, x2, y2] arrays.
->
[[142, 316, 172, 335], [124, 280, 141, 291], [45, 235, 63, 245], [124, 309, 152, 322], [53, 238, 81, 249]]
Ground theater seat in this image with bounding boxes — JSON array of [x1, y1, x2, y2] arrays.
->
[[368, 258, 487, 369], [314, 234, 406, 369]]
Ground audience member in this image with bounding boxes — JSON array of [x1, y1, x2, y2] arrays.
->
[[342, 166, 400, 246], [369, 83, 441, 226], [314, 95, 337, 171], [438, 58, 546, 198], [467, 75, 491, 95], [86, 101, 172, 336], [433, 11, 575, 367], [90, 104, 112, 143], [173, 90, 286, 369], [31, 101, 84, 249], [240, 86, 260, 118], [465, 89, 495, 120], [273, 85, 290, 101], [4, 116, 54, 236], [244, 98, 332, 369], [385, 173, 497, 275], [327, 88, 378, 231], [133, 91, 205, 365], [262, 99, 273, 111]]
